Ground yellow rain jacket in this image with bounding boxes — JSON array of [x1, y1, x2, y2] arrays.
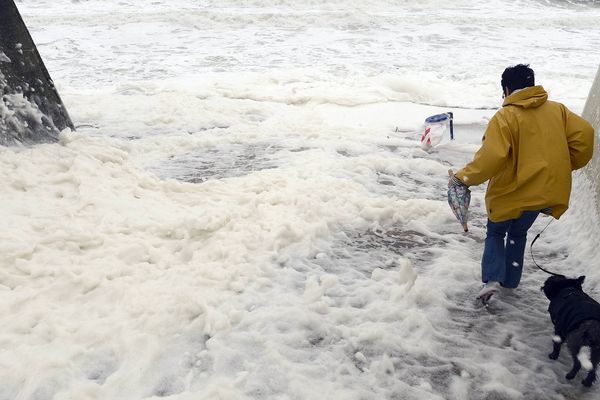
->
[[455, 85, 594, 222]]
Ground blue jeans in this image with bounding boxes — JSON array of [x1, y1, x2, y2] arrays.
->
[[482, 211, 540, 288]]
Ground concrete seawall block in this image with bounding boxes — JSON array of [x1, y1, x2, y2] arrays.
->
[[583, 65, 600, 209], [0, 0, 74, 145]]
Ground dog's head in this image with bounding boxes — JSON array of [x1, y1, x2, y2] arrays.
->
[[541, 275, 586, 300]]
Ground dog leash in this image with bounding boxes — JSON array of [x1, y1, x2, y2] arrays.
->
[[530, 218, 562, 276]]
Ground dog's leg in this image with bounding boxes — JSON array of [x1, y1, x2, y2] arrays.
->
[[582, 347, 600, 387], [582, 369, 596, 387], [566, 335, 584, 380], [549, 335, 562, 360], [566, 356, 582, 380]]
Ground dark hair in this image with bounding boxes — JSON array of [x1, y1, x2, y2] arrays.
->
[[501, 64, 535, 94]]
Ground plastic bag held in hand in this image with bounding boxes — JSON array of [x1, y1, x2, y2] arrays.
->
[[447, 169, 471, 232]]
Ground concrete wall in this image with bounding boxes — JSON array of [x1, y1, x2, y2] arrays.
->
[[582, 65, 600, 209], [0, 0, 74, 145]]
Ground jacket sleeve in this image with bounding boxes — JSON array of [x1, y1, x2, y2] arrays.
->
[[454, 113, 512, 186], [565, 109, 594, 170]]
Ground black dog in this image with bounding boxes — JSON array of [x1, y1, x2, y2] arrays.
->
[[542, 275, 600, 387]]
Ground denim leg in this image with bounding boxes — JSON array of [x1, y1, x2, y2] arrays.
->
[[482, 218, 511, 284], [503, 211, 540, 288]]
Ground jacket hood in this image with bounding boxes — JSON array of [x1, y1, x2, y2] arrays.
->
[[502, 85, 548, 109]]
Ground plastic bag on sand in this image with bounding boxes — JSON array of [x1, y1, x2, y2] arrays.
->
[[420, 112, 452, 151], [420, 123, 446, 150]]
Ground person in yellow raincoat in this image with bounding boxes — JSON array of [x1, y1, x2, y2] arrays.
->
[[449, 64, 595, 302]]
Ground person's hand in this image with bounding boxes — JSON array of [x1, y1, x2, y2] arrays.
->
[[447, 169, 466, 188]]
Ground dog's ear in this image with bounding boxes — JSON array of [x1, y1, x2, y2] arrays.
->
[[577, 275, 586, 286]]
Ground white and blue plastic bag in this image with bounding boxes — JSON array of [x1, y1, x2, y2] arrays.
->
[[420, 112, 453, 151]]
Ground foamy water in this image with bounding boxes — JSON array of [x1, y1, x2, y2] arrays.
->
[[2, 1, 600, 399]]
